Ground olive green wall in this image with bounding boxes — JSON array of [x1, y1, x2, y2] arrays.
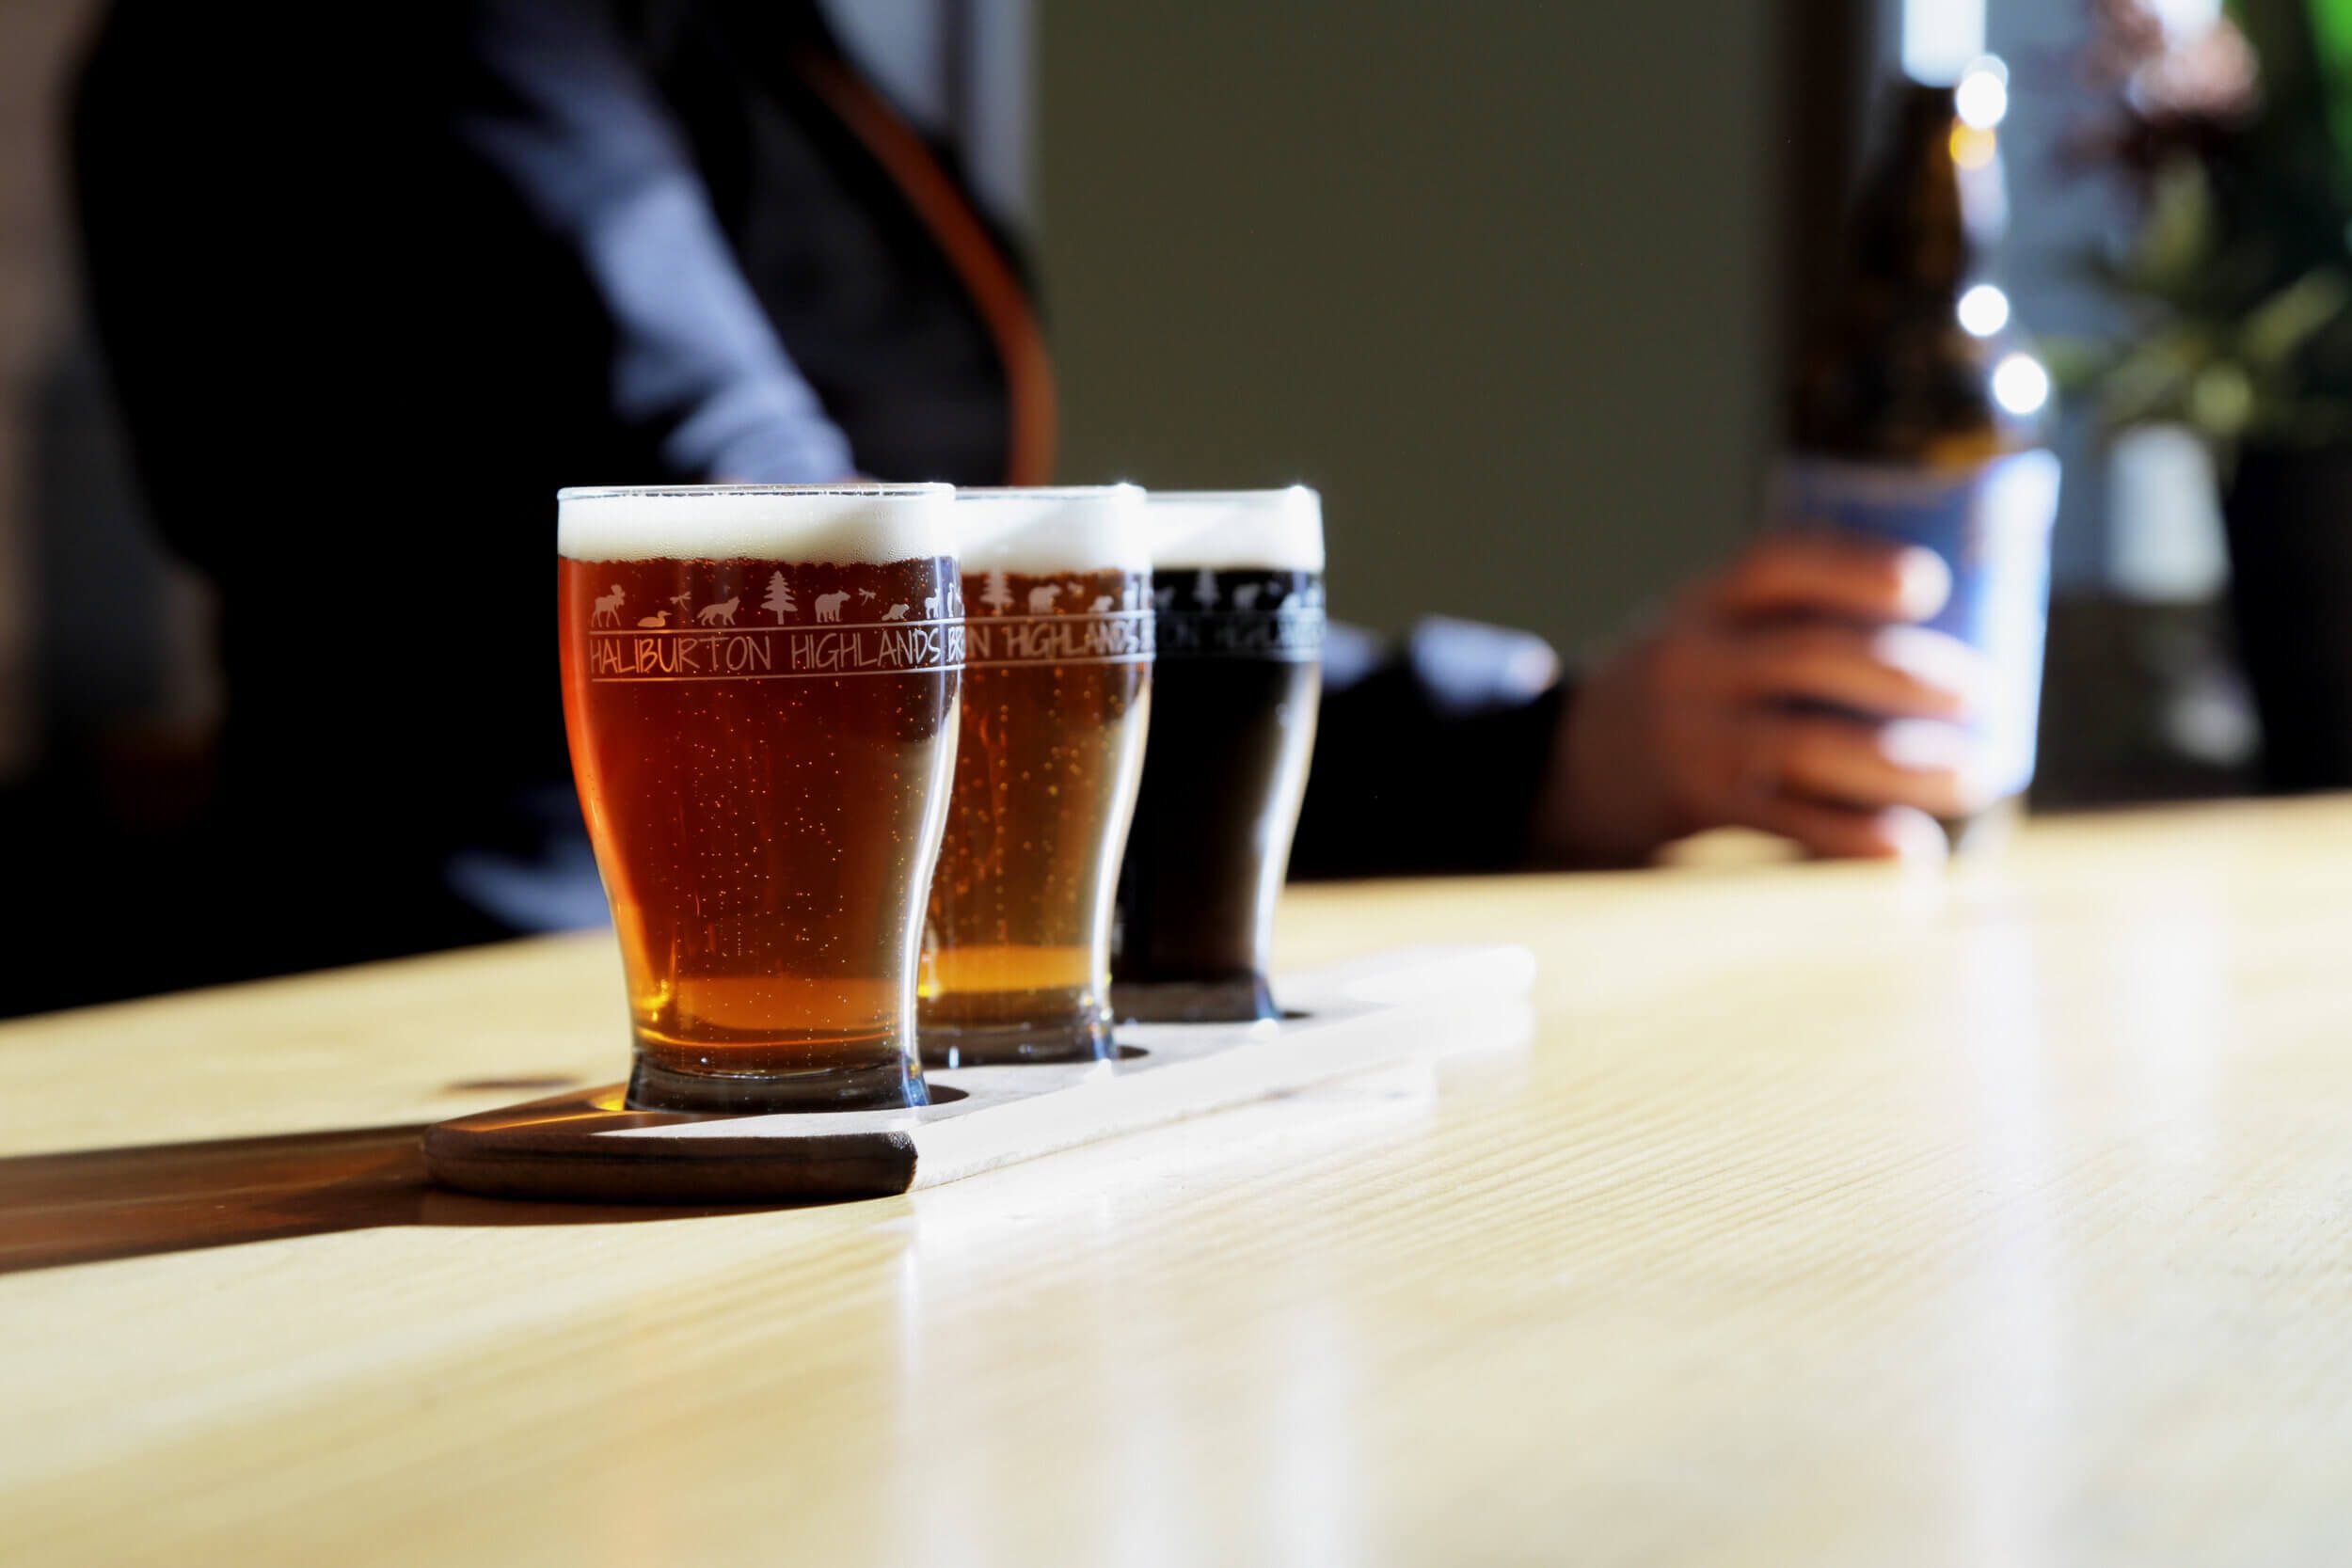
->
[[1036, 2, 1775, 657]]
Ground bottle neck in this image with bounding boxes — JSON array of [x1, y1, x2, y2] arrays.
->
[[1848, 81, 2003, 300]]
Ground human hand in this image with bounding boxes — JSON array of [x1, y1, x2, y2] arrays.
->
[[1543, 535, 1995, 864]]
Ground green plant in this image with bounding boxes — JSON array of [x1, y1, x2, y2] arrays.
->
[[2064, 0, 2352, 456]]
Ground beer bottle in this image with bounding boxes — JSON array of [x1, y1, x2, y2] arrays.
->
[[1780, 57, 2061, 849]]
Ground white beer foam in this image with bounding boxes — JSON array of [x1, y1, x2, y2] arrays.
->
[[954, 485, 1150, 574], [557, 483, 956, 562], [1145, 487, 1326, 572]]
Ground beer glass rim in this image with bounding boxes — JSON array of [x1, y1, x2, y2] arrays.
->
[[558, 483, 952, 501], [953, 485, 1149, 572], [1144, 486, 1320, 505], [956, 484, 1144, 503], [1143, 487, 1323, 572], [560, 483, 958, 562]]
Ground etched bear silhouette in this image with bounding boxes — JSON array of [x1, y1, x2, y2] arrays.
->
[[697, 597, 739, 626], [814, 591, 850, 623], [880, 603, 912, 622], [592, 585, 626, 626], [636, 610, 670, 628], [1026, 584, 1061, 615]]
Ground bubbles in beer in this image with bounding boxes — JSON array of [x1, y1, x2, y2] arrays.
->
[[920, 486, 1153, 1064], [558, 485, 961, 1109]]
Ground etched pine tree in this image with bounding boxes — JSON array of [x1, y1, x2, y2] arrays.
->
[[979, 570, 1014, 612], [1194, 567, 1218, 609], [762, 571, 796, 624]]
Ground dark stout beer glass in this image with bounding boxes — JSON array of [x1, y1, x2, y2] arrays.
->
[[1113, 488, 1325, 1022], [558, 484, 962, 1112], [920, 486, 1152, 1064]]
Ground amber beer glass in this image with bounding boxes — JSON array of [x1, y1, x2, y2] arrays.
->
[[558, 484, 963, 1112], [921, 486, 1153, 1064], [1113, 488, 1324, 1022]]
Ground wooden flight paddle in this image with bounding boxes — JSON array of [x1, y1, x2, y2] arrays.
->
[[422, 945, 1536, 1203]]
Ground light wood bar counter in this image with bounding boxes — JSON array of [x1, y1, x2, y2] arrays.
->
[[8, 797, 2352, 1564]]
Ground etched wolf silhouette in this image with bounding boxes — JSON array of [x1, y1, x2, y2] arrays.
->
[[880, 603, 912, 622], [697, 597, 739, 626], [592, 585, 626, 626], [1026, 584, 1060, 614], [814, 591, 850, 622]]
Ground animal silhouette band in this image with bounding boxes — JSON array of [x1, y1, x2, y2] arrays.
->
[[586, 620, 967, 681], [591, 614, 962, 635], [1152, 609, 1325, 662], [963, 610, 1156, 668]]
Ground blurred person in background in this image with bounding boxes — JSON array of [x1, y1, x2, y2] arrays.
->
[[51, 0, 1988, 1009]]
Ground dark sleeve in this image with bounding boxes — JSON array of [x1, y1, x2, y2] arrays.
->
[[450, 0, 854, 481], [1289, 618, 1570, 879]]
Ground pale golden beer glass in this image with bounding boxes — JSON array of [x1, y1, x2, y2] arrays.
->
[[920, 486, 1153, 1064], [558, 484, 963, 1112]]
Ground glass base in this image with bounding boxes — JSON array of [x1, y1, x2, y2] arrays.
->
[[1937, 794, 2024, 857], [626, 1056, 929, 1115], [920, 1015, 1114, 1069], [1111, 974, 1277, 1024]]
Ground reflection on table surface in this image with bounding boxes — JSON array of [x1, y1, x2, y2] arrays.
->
[[7, 798, 2352, 1565]]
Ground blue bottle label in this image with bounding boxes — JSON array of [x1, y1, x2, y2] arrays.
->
[[1772, 450, 2061, 799]]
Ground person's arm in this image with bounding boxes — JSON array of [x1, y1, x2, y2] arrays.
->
[[1293, 536, 1988, 877], [450, 0, 854, 482], [1289, 618, 1569, 879]]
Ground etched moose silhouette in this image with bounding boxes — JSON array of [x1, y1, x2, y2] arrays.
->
[[880, 603, 912, 622], [814, 591, 850, 623], [592, 585, 627, 626], [697, 597, 739, 626], [636, 610, 670, 628], [1026, 584, 1061, 614]]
